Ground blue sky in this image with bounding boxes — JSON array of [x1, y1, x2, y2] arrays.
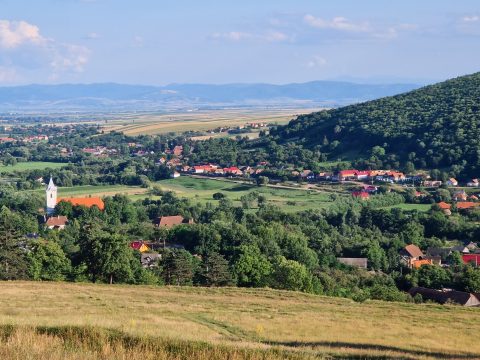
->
[[1, 0, 479, 85]]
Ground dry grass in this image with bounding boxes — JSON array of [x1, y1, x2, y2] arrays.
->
[[101, 109, 320, 135], [0, 282, 479, 359]]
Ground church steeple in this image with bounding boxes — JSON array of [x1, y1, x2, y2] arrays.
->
[[46, 177, 57, 215]]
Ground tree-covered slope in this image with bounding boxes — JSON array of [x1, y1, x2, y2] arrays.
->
[[270, 72, 480, 176]]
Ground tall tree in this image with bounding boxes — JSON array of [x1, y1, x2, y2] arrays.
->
[[0, 207, 29, 280]]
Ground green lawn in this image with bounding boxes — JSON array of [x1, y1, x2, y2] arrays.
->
[[381, 203, 431, 212], [0, 161, 67, 173], [30, 184, 148, 198], [155, 176, 335, 212]]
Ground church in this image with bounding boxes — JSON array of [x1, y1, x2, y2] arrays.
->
[[46, 177, 105, 215]]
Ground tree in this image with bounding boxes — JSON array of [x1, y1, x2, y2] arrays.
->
[[77, 222, 135, 284], [197, 252, 232, 286], [271, 256, 313, 292], [212, 192, 225, 200], [161, 249, 196, 285], [0, 207, 29, 280], [417, 265, 451, 289], [233, 244, 272, 287], [256, 176, 269, 187], [28, 240, 71, 281]]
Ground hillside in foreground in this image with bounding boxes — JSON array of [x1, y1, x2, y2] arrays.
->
[[270, 72, 480, 177], [1, 282, 479, 359]]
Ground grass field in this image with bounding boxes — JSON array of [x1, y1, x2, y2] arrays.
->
[[382, 203, 432, 212], [28, 184, 149, 198], [101, 109, 321, 136], [0, 161, 66, 173], [152, 176, 336, 211], [0, 282, 479, 359]]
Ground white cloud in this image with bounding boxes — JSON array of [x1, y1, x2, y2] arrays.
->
[[306, 55, 327, 68], [210, 30, 291, 43], [0, 19, 90, 82], [0, 20, 44, 49], [86, 32, 100, 39], [211, 31, 253, 41], [50, 44, 90, 73], [462, 15, 480, 23], [304, 15, 371, 33], [264, 30, 290, 42]]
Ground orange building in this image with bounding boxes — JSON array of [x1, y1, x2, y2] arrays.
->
[[57, 197, 105, 211]]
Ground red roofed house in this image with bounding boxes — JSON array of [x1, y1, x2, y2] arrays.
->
[[130, 241, 150, 253], [338, 170, 358, 181], [224, 167, 243, 176], [355, 171, 370, 180], [400, 244, 425, 268], [352, 191, 370, 200], [154, 215, 194, 229], [173, 145, 183, 156], [453, 191, 468, 202], [456, 202, 480, 210], [45, 216, 68, 230]]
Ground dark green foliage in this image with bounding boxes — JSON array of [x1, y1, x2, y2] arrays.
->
[[197, 252, 232, 287], [269, 72, 480, 176], [0, 207, 29, 280]]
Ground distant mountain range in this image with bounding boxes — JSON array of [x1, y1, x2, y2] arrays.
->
[[0, 81, 421, 112]]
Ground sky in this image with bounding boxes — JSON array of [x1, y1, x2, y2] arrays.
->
[[0, 0, 479, 86]]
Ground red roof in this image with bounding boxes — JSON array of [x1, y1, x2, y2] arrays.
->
[[404, 244, 424, 258], [437, 202, 451, 210], [339, 170, 357, 177], [356, 171, 370, 176], [45, 216, 68, 227], [155, 215, 193, 228], [457, 202, 480, 210], [352, 191, 370, 199], [224, 167, 241, 173], [57, 197, 105, 210]]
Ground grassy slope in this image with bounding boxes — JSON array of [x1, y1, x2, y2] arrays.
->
[[0, 161, 66, 173], [0, 282, 479, 359], [153, 176, 335, 212]]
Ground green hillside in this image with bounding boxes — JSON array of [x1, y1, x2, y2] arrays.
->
[[269, 72, 480, 177]]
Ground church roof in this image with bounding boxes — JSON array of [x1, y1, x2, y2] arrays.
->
[[57, 197, 105, 211], [46, 177, 57, 191]]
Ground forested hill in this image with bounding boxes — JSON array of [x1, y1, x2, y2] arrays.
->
[[269, 72, 480, 177]]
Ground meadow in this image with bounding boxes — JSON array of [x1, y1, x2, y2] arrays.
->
[[0, 282, 479, 359], [151, 176, 337, 211], [0, 161, 66, 173]]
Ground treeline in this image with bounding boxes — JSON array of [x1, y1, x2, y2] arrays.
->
[[1, 185, 480, 303]]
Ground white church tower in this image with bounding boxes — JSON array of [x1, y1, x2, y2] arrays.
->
[[46, 177, 57, 215]]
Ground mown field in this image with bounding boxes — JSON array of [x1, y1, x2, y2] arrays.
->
[[0, 161, 67, 173], [150, 176, 336, 212], [101, 109, 319, 136], [0, 282, 478, 359]]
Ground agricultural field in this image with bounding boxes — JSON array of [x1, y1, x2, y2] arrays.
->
[[0, 161, 67, 174], [101, 108, 321, 136], [151, 176, 337, 211], [0, 282, 479, 359], [28, 184, 149, 198]]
